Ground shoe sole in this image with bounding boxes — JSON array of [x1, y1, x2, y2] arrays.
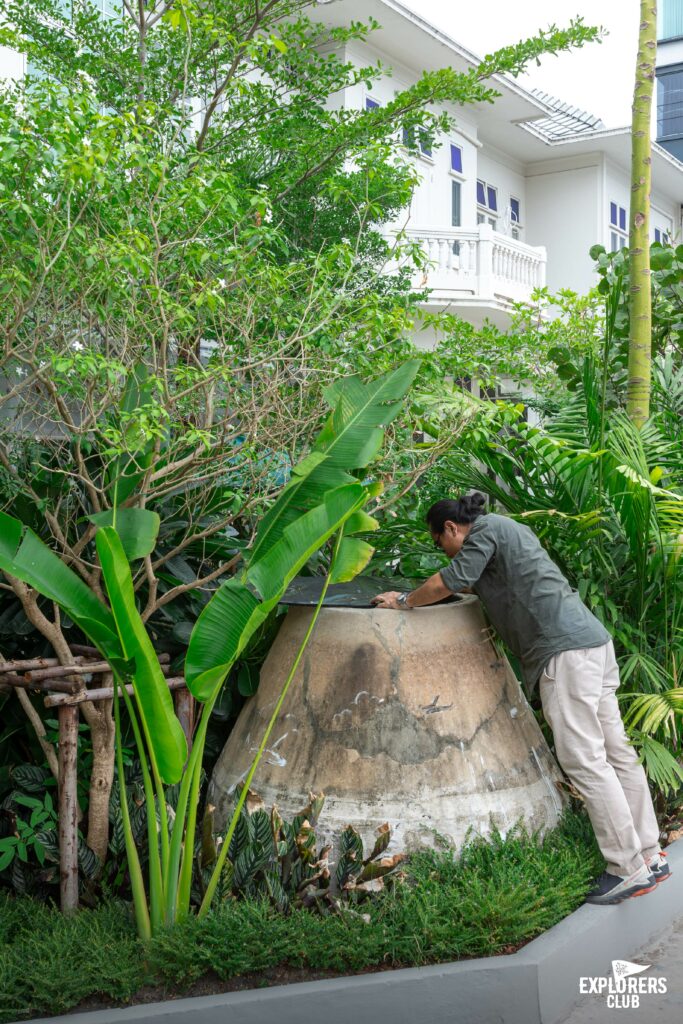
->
[[653, 871, 672, 885], [586, 882, 657, 906]]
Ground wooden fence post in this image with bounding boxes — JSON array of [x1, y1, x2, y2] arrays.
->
[[58, 704, 79, 915]]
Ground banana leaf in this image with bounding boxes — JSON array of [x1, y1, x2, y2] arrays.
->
[[88, 508, 160, 560], [96, 527, 187, 784], [0, 510, 121, 660], [249, 361, 420, 564], [185, 482, 367, 700]]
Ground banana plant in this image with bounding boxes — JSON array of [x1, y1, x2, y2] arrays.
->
[[0, 361, 419, 935]]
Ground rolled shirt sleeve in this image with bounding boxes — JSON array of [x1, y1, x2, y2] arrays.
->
[[439, 524, 497, 593]]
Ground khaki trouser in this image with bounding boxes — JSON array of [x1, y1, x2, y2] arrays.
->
[[539, 641, 660, 877]]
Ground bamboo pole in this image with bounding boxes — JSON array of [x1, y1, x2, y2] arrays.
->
[[58, 704, 79, 915], [27, 661, 172, 682], [45, 677, 187, 708], [0, 675, 78, 693]]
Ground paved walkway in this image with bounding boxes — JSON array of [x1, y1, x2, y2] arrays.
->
[[559, 913, 683, 1024]]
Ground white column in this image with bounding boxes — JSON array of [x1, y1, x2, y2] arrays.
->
[[477, 224, 494, 298]]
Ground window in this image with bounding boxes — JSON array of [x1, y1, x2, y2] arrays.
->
[[402, 126, 432, 158], [609, 201, 628, 251], [451, 180, 461, 255], [657, 67, 683, 140], [419, 130, 432, 157], [510, 196, 522, 240], [365, 96, 380, 111], [654, 227, 671, 244], [450, 143, 463, 174], [658, 1, 683, 41], [477, 178, 498, 229]]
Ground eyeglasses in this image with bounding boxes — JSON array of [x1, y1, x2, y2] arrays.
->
[[432, 533, 442, 551]]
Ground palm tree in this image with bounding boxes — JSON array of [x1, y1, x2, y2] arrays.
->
[[627, 0, 657, 427]]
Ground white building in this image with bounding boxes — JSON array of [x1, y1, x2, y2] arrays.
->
[[2, 0, 682, 338], [314, 0, 683, 334]]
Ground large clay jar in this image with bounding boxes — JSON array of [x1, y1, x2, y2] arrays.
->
[[210, 596, 566, 853]]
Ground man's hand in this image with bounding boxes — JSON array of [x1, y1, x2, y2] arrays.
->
[[371, 573, 454, 610], [371, 591, 403, 609]]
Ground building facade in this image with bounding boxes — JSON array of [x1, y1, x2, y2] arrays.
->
[[657, 0, 683, 161], [314, 0, 683, 339], [2, 0, 682, 339]]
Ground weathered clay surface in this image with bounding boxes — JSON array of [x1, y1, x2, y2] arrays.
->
[[210, 598, 566, 853]]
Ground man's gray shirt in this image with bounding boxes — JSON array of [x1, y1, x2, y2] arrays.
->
[[439, 513, 609, 689]]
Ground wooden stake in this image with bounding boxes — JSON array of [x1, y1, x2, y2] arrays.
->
[[58, 704, 79, 915], [45, 677, 187, 708]]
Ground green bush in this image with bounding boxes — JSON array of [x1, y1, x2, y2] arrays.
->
[[0, 810, 602, 1022]]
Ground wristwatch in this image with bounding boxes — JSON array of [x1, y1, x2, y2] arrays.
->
[[397, 592, 412, 608]]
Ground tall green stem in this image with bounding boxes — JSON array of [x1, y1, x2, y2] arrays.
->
[[164, 690, 217, 924], [198, 532, 343, 918], [119, 685, 164, 934], [113, 674, 151, 940]]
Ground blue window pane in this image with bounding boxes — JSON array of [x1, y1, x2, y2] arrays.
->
[[450, 144, 462, 173], [510, 197, 520, 222], [487, 185, 497, 211], [366, 97, 379, 110], [476, 180, 486, 205], [610, 201, 618, 226], [402, 126, 413, 147], [419, 130, 432, 156], [655, 227, 661, 242], [619, 206, 626, 231]]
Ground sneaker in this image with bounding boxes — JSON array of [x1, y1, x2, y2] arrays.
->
[[586, 864, 657, 905], [647, 850, 672, 885]]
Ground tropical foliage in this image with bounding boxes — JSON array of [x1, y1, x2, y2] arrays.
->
[[0, 362, 419, 933]]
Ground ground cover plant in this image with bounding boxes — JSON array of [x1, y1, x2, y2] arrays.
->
[[0, 809, 604, 1023]]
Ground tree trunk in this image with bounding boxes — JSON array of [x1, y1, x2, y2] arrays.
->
[[627, 0, 657, 427], [84, 678, 116, 867], [8, 580, 116, 869], [58, 704, 79, 915]]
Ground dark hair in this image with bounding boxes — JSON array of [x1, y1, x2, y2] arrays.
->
[[426, 493, 487, 532]]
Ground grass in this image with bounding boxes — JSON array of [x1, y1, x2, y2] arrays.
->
[[0, 809, 603, 1023]]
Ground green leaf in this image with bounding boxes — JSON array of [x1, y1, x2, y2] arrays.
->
[[343, 510, 379, 535], [185, 580, 270, 701], [329, 537, 375, 583], [250, 362, 419, 565], [88, 509, 160, 560], [0, 847, 15, 871], [247, 483, 366, 602], [106, 365, 157, 506], [96, 527, 187, 784], [237, 664, 258, 697], [0, 512, 121, 660], [13, 794, 42, 810]]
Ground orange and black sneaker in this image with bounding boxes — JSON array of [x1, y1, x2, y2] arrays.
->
[[648, 851, 672, 884], [586, 865, 657, 905]]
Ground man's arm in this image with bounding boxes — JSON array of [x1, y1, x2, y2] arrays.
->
[[372, 572, 454, 610]]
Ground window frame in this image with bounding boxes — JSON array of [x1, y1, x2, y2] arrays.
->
[[476, 178, 498, 230], [609, 201, 628, 252], [449, 143, 463, 176]]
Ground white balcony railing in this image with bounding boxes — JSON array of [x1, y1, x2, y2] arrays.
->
[[399, 223, 547, 306]]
